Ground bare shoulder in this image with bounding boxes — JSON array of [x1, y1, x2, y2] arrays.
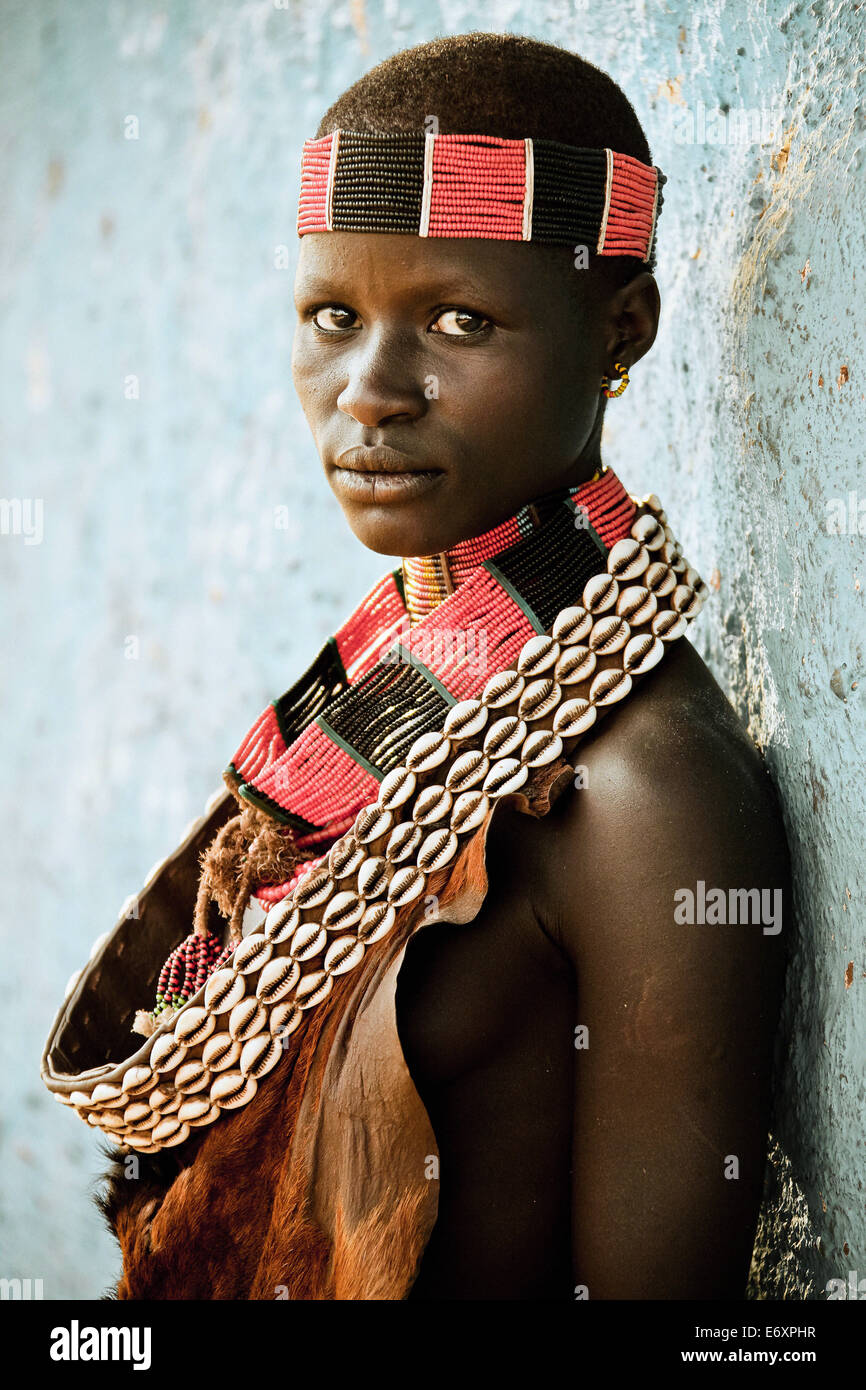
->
[[531, 635, 792, 973]]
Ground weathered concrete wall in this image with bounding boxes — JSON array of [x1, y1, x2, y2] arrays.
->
[[1, 0, 862, 1298]]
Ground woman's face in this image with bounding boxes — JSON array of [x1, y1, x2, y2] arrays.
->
[[292, 230, 651, 556]]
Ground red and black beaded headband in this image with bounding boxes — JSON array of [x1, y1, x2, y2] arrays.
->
[[297, 130, 666, 265]]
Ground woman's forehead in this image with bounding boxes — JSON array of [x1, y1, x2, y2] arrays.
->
[[295, 231, 579, 301]]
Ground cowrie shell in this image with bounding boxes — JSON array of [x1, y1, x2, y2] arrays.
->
[[630, 513, 666, 550], [256, 956, 302, 1003], [482, 758, 528, 798], [481, 669, 525, 707], [173, 1061, 210, 1095], [450, 789, 489, 834], [412, 784, 452, 825], [201, 1033, 241, 1072], [520, 729, 564, 767], [589, 668, 633, 705], [264, 902, 300, 944], [671, 585, 702, 618], [483, 715, 527, 759], [204, 968, 245, 1015], [552, 698, 597, 738], [518, 678, 560, 721], [177, 1095, 215, 1124], [322, 890, 364, 932], [295, 970, 333, 1010], [552, 606, 593, 645], [289, 920, 327, 961], [152, 1117, 191, 1146], [443, 699, 488, 740], [644, 561, 676, 598], [88, 1110, 124, 1129], [517, 635, 560, 676], [582, 573, 619, 614], [623, 633, 665, 675], [445, 750, 489, 793], [387, 865, 426, 906], [123, 1102, 155, 1127], [323, 936, 366, 976], [240, 1034, 284, 1079], [148, 1087, 180, 1114], [588, 615, 630, 654], [606, 537, 649, 581], [151, 1033, 188, 1073], [124, 1066, 154, 1095], [377, 766, 416, 811], [187, 1104, 222, 1128], [404, 730, 450, 773], [616, 585, 657, 626], [554, 645, 596, 686], [353, 804, 393, 845], [91, 1082, 124, 1105], [232, 933, 273, 976], [357, 856, 389, 899], [228, 996, 268, 1042], [328, 837, 365, 879], [417, 828, 459, 872], [384, 821, 422, 863], [174, 1006, 215, 1046], [270, 1002, 303, 1039], [295, 867, 333, 909], [357, 902, 396, 944], [124, 1133, 161, 1152], [652, 610, 688, 642], [211, 1071, 258, 1110]]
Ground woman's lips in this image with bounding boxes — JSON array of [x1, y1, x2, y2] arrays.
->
[[332, 466, 446, 504]]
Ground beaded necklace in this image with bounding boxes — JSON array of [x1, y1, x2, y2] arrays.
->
[[145, 467, 632, 1025], [43, 466, 707, 1149]]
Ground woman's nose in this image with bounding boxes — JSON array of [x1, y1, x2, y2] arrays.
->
[[336, 331, 426, 427]]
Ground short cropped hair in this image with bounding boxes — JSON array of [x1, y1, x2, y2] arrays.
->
[[316, 31, 660, 281]]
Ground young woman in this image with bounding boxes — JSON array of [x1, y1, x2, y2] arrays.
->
[[42, 32, 790, 1300]]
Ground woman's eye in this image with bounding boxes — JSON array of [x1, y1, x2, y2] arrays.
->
[[311, 306, 357, 332], [307, 305, 490, 336], [430, 308, 490, 336]]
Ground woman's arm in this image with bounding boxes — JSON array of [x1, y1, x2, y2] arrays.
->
[[548, 657, 790, 1299]]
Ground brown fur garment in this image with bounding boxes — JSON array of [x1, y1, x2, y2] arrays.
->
[[95, 763, 574, 1299]]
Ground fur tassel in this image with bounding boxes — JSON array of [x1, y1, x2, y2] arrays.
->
[[132, 1009, 157, 1038]]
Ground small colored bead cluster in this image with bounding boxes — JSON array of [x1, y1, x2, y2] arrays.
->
[[152, 931, 235, 1020]]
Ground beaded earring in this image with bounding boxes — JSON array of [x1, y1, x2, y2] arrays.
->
[[601, 360, 630, 398]]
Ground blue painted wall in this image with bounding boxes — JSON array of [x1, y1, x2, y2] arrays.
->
[[1, 0, 862, 1298]]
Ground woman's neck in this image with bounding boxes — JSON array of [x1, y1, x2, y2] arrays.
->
[[400, 464, 632, 625]]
